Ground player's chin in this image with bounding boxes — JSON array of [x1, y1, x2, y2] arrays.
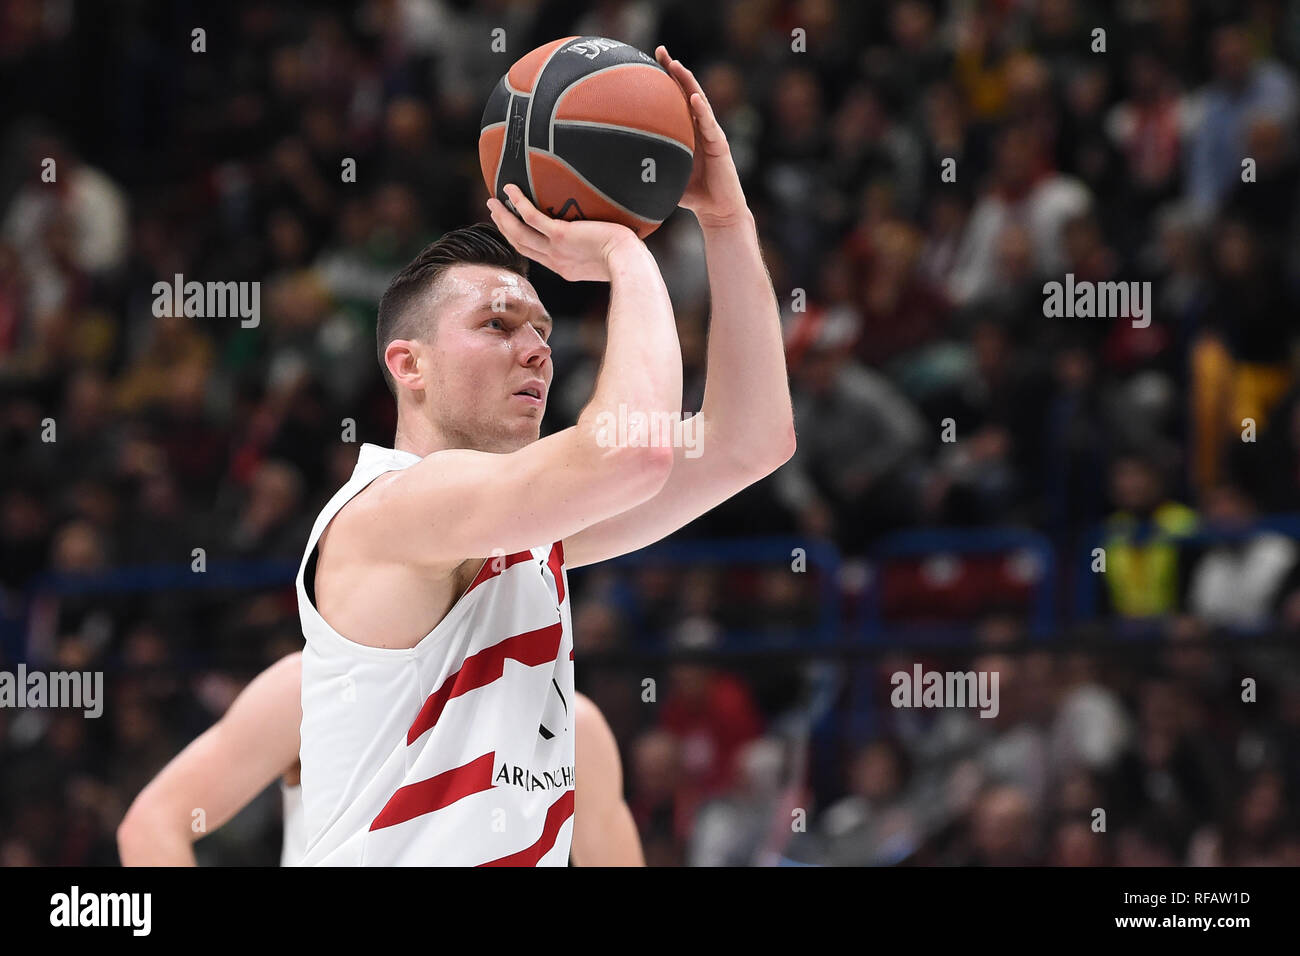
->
[[504, 408, 544, 440], [507, 398, 546, 420]]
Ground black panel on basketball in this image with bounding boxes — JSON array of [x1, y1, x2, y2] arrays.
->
[[550, 126, 693, 221], [496, 93, 532, 204], [481, 77, 510, 128]]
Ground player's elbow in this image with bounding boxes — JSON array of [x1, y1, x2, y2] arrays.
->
[[607, 443, 675, 499], [117, 792, 184, 864], [771, 421, 797, 468], [116, 802, 152, 865], [734, 420, 797, 477]]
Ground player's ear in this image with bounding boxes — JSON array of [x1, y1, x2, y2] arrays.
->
[[386, 340, 423, 388]]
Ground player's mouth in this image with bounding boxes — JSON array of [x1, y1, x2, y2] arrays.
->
[[512, 381, 546, 407]]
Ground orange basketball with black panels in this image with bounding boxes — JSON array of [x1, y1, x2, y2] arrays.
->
[[479, 36, 695, 239]]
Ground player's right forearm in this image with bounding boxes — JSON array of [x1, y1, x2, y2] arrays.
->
[[578, 238, 682, 443]]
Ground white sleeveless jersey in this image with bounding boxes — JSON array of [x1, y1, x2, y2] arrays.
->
[[296, 443, 575, 866], [280, 782, 305, 867]]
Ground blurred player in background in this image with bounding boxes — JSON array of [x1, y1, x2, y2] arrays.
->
[[117, 653, 643, 866]]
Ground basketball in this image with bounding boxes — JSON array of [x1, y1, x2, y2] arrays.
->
[[479, 36, 695, 239]]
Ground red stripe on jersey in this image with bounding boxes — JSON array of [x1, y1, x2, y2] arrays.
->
[[476, 789, 575, 867], [546, 541, 565, 604], [369, 751, 496, 831], [466, 549, 534, 594], [406, 621, 565, 745]]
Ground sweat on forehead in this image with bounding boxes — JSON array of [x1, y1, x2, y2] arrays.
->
[[429, 264, 538, 313]]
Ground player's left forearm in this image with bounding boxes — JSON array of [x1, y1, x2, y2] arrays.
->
[[697, 214, 795, 469], [118, 815, 199, 866]]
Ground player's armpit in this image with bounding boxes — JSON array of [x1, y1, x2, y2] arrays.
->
[[118, 653, 303, 866]]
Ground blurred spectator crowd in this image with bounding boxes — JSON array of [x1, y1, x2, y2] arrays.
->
[[1, 0, 1298, 865]]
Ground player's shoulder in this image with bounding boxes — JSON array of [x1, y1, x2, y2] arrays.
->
[[323, 466, 424, 560], [331, 448, 460, 539], [574, 692, 613, 741], [574, 693, 622, 793], [318, 463, 471, 594], [246, 650, 302, 692], [269, 650, 303, 674]]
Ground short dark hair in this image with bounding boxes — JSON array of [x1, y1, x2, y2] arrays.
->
[[375, 222, 530, 397]]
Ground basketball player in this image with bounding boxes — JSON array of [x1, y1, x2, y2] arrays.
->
[[117, 653, 643, 866], [296, 45, 793, 865]]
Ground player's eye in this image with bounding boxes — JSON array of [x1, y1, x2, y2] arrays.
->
[[486, 317, 505, 330]]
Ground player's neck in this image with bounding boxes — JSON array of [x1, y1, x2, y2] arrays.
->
[[394, 410, 530, 457], [393, 415, 502, 457], [392, 414, 450, 459]]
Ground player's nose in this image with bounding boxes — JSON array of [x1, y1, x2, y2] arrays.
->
[[520, 328, 551, 365]]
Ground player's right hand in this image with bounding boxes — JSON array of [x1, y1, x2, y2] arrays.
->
[[488, 183, 641, 283]]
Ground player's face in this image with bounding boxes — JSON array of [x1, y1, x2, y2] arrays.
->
[[426, 264, 553, 453]]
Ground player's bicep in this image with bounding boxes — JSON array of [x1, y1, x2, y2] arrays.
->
[[348, 429, 673, 566]]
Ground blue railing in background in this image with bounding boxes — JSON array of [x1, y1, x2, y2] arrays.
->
[[6, 517, 1300, 666], [5, 538, 842, 662], [30, 559, 301, 597], [590, 535, 843, 648]]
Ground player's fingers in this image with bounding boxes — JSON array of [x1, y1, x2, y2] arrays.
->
[[487, 197, 546, 256], [657, 47, 702, 105], [667, 58, 724, 142], [495, 225, 546, 263], [502, 184, 556, 238], [488, 194, 546, 247], [689, 91, 726, 146], [667, 56, 705, 101], [486, 196, 532, 241]]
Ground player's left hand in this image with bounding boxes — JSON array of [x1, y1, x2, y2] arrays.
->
[[654, 45, 749, 229]]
